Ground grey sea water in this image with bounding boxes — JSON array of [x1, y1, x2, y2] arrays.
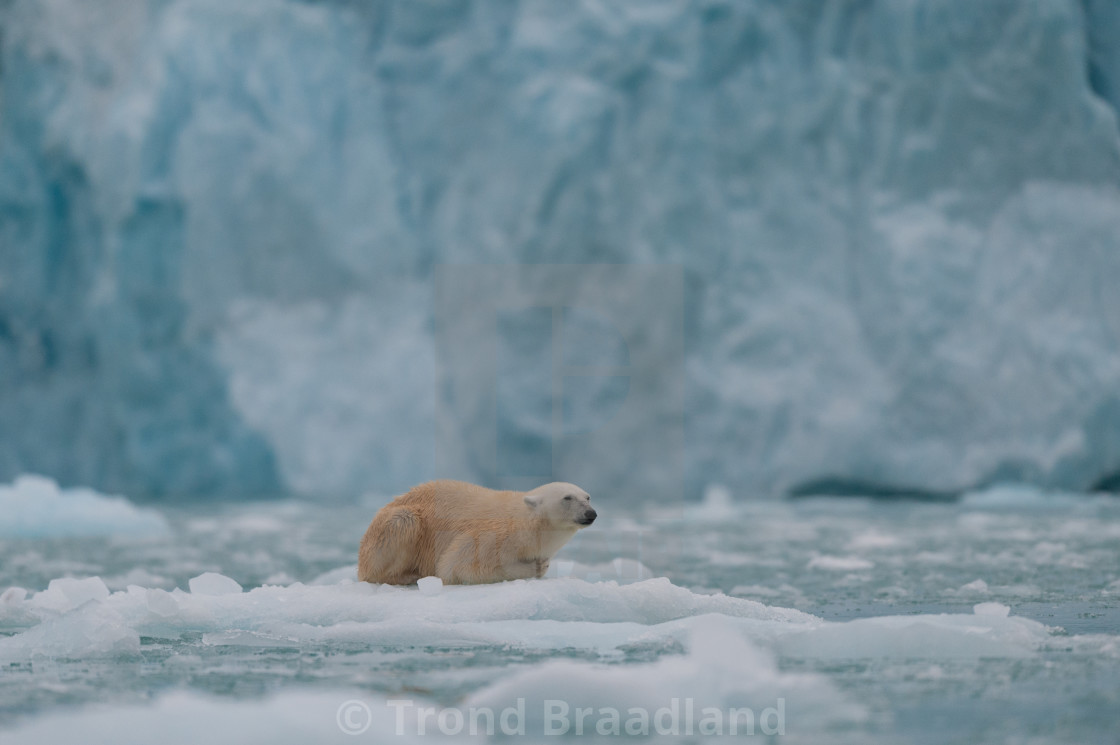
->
[[1, 489, 1118, 744]]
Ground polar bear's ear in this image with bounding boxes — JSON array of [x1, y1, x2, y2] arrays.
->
[[523, 494, 542, 510]]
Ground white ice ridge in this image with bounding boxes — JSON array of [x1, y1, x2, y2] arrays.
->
[[0, 475, 169, 538], [0, 572, 1051, 662]]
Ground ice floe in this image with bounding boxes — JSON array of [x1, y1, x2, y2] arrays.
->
[[0, 571, 1054, 664], [0, 475, 169, 538]]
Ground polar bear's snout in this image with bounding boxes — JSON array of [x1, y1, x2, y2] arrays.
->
[[578, 508, 597, 525]]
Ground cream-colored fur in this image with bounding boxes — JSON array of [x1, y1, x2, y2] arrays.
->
[[358, 480, 596, 585]]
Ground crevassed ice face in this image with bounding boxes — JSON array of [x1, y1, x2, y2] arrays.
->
[[525, 482, 597, 527]]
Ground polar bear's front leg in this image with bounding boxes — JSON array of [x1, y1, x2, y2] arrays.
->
[[435, 533, 478, 584], [495, 557, 543, 582], [436, 534, 537, 584]]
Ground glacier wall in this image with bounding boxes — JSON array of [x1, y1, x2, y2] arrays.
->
[[1, 0, 1119, 500]]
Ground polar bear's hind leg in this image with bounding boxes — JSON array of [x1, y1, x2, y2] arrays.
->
[[358, 507, 422, 585]]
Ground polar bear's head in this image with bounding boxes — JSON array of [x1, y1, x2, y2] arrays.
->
[[524, 482, 596, 528]]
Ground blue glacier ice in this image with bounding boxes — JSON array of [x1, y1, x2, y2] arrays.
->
[[2, 0, 1120, 500]]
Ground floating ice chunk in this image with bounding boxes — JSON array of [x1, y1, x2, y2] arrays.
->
[[1, 587, 28, 604], [683, 484, 738, 521], [0, 605, 139, 661], [0, 588, 37, 629], [467, 615, 865, 736], [51, 577, 110, 605], [0, 572, 1056, 665], [943, 579, 991, 597], [1, 575, 817, 661], [993, 584, 1042, 599], [417, 576, 443, 596], [1052, 633, 1120, 660], [775, 610, 1045, 659], [188, 573, 243, 596], [0, 475, 169, 538], [29, 577, 111, 613], [807, 555, 874, 571], [974, 602, 1011, 618]]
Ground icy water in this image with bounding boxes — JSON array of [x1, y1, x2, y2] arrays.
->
[[1, 485, 1119, 744]]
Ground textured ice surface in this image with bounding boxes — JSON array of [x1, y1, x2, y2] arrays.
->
[[3, 0, 1120, 499], [0, 475, 169, 538], [0, 575, 820, 656]]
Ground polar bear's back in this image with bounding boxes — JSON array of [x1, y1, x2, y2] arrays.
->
[[396, 479, 530, 527]]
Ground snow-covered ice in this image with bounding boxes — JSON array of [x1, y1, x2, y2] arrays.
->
[[0, 575, 820, 657], [1, 565, 1057, 663]]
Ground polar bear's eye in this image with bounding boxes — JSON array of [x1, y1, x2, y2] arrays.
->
[[564, 495, 573, 501]]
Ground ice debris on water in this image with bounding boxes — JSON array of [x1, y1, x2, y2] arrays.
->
[[188, 573, 244, 596], [973, 602, 1012, 618]]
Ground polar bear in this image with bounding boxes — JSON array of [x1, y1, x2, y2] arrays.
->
[[358, 480, 596, 585]]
